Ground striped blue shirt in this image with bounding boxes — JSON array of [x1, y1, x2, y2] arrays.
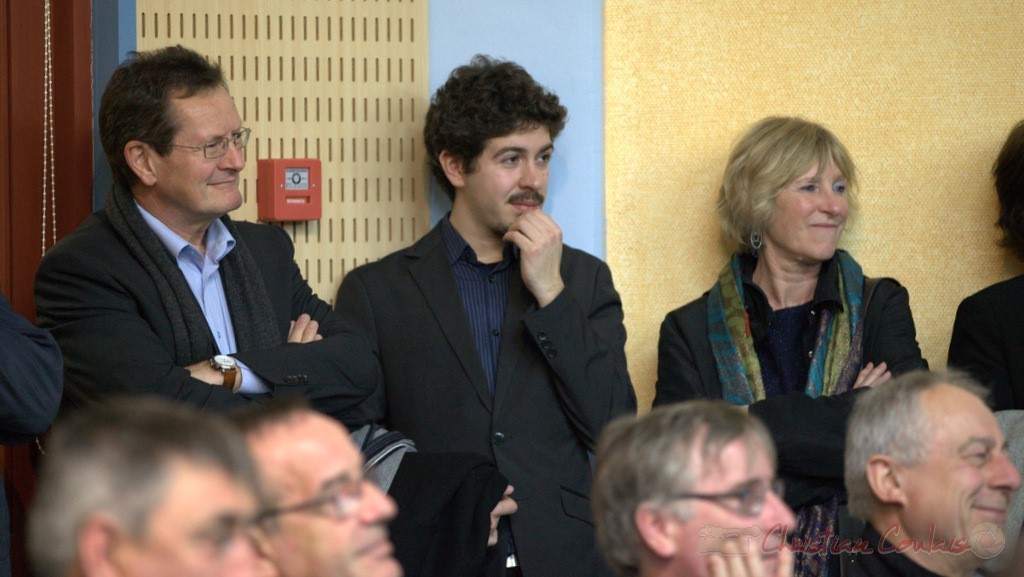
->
[[440, 216, 515, 396]]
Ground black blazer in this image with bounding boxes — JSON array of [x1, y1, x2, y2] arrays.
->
[[34, 210, 380, 419], [948, 274, 1024, 410], [336, 223, 636, 577], [1, 292, 62, 577], [655, 275, 926, 508]]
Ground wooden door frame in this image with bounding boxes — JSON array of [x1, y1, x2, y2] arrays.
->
[[1, 2, 93, 576]]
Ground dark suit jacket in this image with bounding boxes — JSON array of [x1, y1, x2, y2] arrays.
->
[[1, 292, 62, 577], [948, 275, 1024, 410], [34, 210, 380, 419], [335, 223, 636, 577]]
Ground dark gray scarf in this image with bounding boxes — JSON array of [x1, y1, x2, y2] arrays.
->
[[104, 183, 281, 365]]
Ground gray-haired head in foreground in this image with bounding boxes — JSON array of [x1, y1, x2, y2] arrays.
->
[[592, 400, 776, 577], [28, 396, 260, 577], [844, 369, 989, 520]]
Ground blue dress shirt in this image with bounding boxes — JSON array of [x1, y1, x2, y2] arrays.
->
[[440, 216, 514, 396], [137, 204, 268, 394]]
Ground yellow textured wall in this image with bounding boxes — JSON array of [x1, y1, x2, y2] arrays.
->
[[606, 1, 1024, 410]]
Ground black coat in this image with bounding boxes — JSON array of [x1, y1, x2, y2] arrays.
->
[[655, 258, 926, 509], [0, 292, 62, 577], [35, 210, 380, 419], [948, 274, 1024, 410], [335, 223, 636, 577]]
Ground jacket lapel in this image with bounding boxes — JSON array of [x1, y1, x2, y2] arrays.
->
[[492, 263, 533, 415], [406, 226, 494, 411]]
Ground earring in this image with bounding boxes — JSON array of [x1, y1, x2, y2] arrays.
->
[[749, 228, 763, 253]]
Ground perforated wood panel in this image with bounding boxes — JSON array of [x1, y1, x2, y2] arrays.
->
[[137, 1, 429, 305]]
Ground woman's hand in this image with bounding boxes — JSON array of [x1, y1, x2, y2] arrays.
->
[[852, 361, 890, 389]]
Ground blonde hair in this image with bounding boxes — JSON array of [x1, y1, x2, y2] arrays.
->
[[717, 116, 859, 250]]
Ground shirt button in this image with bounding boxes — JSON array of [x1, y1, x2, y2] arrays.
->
[[808, 351, 814, 359], [491, 328, 500, 336], [488, 275, 496, 283], [492, 431, 506, 445]]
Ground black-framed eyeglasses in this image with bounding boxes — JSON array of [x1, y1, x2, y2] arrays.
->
[[254, 475, 365, 530], [666, 478, 785, 518], [159, 127, 251, 159]]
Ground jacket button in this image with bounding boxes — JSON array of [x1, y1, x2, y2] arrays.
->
[[492, 431, 506, 445], [546, 350, 557, 359], [537, 332, 548, 341]]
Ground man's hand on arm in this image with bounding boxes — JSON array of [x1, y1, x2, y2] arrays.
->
[[503, 210, 564, 308], [288, 313, 323, 343], [186, 314, 323, 387], [488, 485, 518, 547]]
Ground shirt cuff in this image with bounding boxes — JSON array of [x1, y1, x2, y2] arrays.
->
[[235, 360, 270, 394]]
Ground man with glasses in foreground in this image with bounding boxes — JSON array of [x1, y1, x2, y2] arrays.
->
[[35, 45, 378, 417], [592, 401, 795, 577], [28, 398, 267, 577], [231, 400, 402, 577]]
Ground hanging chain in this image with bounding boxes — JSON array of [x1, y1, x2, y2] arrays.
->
[[40, 0, 56, 256]]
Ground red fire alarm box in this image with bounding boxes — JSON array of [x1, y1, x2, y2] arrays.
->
[[257, 158, 322, 221]]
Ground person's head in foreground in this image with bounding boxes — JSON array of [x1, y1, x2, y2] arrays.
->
[[593, 401, 795, 577], [28, 397, 265, 577], [845, 369, 1022, 577], [230, 400, 401, 577]]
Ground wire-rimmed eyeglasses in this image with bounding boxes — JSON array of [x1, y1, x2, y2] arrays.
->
[[666, 477, 785, 518], [159, 127, 251, 159], [254, 474, 365, 530]]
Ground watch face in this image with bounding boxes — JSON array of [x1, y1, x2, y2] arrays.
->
[[213, 355, 237, 368]]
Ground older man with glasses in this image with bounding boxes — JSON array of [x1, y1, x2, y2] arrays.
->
[[232, 400, 402, 577], [231, 399, 518, 577], [592, 401, 796, 577], [35, 44, 378, 418]]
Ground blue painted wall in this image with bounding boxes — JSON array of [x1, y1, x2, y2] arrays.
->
[[427, 1, 606, 258], [92, 0, 136, 209], [97, 1, 606, 258]]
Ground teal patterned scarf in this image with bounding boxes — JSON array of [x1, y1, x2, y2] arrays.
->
[[707, 249, 867, 577]]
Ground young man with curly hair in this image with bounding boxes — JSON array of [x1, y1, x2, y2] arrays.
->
[[336, 55, 636, 577]]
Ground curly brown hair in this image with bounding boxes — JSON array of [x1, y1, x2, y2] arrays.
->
[[424, 55, 567, 201]]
